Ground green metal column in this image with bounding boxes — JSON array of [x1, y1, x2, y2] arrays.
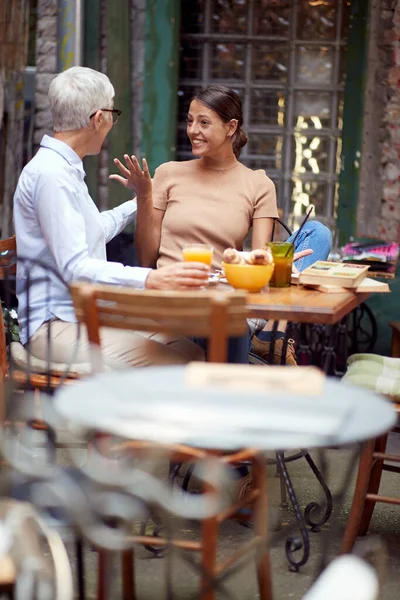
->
[[106, 0, 133, 208], [83, 0, 101, 204], [337, 0, 371, 244], [142, 0, 181, 175]]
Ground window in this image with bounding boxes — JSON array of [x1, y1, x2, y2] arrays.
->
[[177, 0, 349, 226]]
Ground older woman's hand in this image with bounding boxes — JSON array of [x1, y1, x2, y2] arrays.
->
[[109, 154, 152, 199], [145, 262, 210, 290]]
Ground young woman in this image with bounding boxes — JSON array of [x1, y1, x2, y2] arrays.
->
[[111, 85, 331, 363]]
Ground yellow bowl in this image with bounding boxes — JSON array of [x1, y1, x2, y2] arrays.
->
[[221, 262, 275, 293]]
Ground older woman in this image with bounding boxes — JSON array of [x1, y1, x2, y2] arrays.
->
[[13, 66, 208, 370]]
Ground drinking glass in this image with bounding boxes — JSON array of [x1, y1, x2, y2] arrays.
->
[[267, 242, 294, 287], [182, 244, 214, 265]]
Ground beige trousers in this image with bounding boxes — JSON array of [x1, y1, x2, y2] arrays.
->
[[27, 320, 205, 374]]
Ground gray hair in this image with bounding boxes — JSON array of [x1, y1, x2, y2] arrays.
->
[[48, 66, 115, 132]]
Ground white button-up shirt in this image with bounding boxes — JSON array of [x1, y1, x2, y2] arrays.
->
[[14, 135, 151, 344]]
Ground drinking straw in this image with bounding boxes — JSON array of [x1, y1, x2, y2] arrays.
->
[[284, 206, 314, 257]]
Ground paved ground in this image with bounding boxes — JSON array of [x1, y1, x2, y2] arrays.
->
[[55, 434, 400, 599]]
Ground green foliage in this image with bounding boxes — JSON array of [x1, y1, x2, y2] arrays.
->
[[2, 307, 19, 342]]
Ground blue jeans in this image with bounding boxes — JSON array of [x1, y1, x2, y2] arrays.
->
[[192, 330, 251, 364], [287, 220, 332, 272]]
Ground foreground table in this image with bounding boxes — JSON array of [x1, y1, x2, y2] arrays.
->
[[55, 366, 395, 597], [55, 366, 395, 451]]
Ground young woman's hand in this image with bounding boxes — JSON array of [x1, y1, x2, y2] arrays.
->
[[292, 248, 313, 274], [145, 262, 210, 290], [109, 154, 152, 199]]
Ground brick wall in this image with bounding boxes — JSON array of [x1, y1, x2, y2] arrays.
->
[[358, 0, 400, 242], [34, 0, 57, 146], [379, 0, 400, 241]]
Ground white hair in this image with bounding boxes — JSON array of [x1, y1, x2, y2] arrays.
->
[[48, 66, 115, 132]]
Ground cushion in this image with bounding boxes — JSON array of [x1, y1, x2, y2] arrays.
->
[[343, 353, 400, 400], [10, 341, 91, 377]]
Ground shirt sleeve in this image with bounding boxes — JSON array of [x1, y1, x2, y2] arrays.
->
[[152, 163, 170, 211], [35, 173, 151, 288], [100, 199, 137, 243], [252, 171, 280, 219]]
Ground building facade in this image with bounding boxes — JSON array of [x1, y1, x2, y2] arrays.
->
[[32, 0, 400, 244]]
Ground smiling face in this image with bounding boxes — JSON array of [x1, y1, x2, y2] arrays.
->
[[186, 99, 237, 159]]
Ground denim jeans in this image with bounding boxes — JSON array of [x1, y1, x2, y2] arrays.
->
[[192, 330, 251, 364], [286, 220, 332, 272]]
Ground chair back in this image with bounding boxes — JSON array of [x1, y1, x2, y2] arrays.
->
[[69, 282, 248, 364]]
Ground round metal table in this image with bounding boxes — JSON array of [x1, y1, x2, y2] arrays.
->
[[54, 366, 396, 450], [53, 366, 396, 593]]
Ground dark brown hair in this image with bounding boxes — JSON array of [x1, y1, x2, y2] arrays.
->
[[192, 85, 248, 158]]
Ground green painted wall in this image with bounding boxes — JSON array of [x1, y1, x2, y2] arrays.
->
[[83, 0, 101, 204], [142, 0, 181, 175], [337, 0, 371, 245], [106, 0, 133, 208]]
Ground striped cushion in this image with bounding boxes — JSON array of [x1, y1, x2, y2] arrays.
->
[[343, 354, 400, 399]]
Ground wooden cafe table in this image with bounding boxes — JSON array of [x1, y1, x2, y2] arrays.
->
[[216, 281, 372, 374], [244, 286, 370, 325]]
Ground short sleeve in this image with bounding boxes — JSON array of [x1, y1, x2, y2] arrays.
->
[[152, 162, 171, 211], [252, 171, 279, 219]]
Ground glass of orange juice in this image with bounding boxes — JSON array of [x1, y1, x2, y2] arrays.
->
[[182, 244, 214, 265]]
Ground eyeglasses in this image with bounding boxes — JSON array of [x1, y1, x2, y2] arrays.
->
[[89, 108, 122, 125]]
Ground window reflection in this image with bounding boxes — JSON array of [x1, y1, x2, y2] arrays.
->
[[297, 0, 337, 40], [296, 46, 333, 85], [181, 0, 205, 34], [250, 90, 285, 126], [294, 92, 331, 129], [253, 0, 291, 37], [252, 45, 288, 82], [211, 0, 247, 34], [211, 43, 246, 79], [292, 135, 331, 175], [248, 134, 284, 171]]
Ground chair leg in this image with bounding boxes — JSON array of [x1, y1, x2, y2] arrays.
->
[[358, 434, 388, 536], [340, 439, 375, 554], [252, 456, 273, 600], [121, 549, 135, 600], [97, 550, 113, 600], [201, 515, 218, 600]]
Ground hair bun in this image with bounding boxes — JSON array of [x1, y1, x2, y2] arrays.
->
[[232, 127, 248, 158]]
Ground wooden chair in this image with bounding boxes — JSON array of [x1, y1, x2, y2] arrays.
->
[[98, 442, 271, 600], [341, 323, 400, 553], [69, 281, 249, 366], [70, 283, 271, 600]]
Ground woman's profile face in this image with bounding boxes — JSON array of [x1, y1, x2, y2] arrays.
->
[[186, 99, 233, 159]]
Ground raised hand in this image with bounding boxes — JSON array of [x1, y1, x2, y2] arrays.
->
[[109, 154, 152, 199]]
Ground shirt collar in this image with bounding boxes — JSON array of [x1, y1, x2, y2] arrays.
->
[[40, 135, 86, 177]]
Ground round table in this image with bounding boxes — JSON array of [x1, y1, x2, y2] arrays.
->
[[54, 366, 396, 451], [54, 366, 397, 592]]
